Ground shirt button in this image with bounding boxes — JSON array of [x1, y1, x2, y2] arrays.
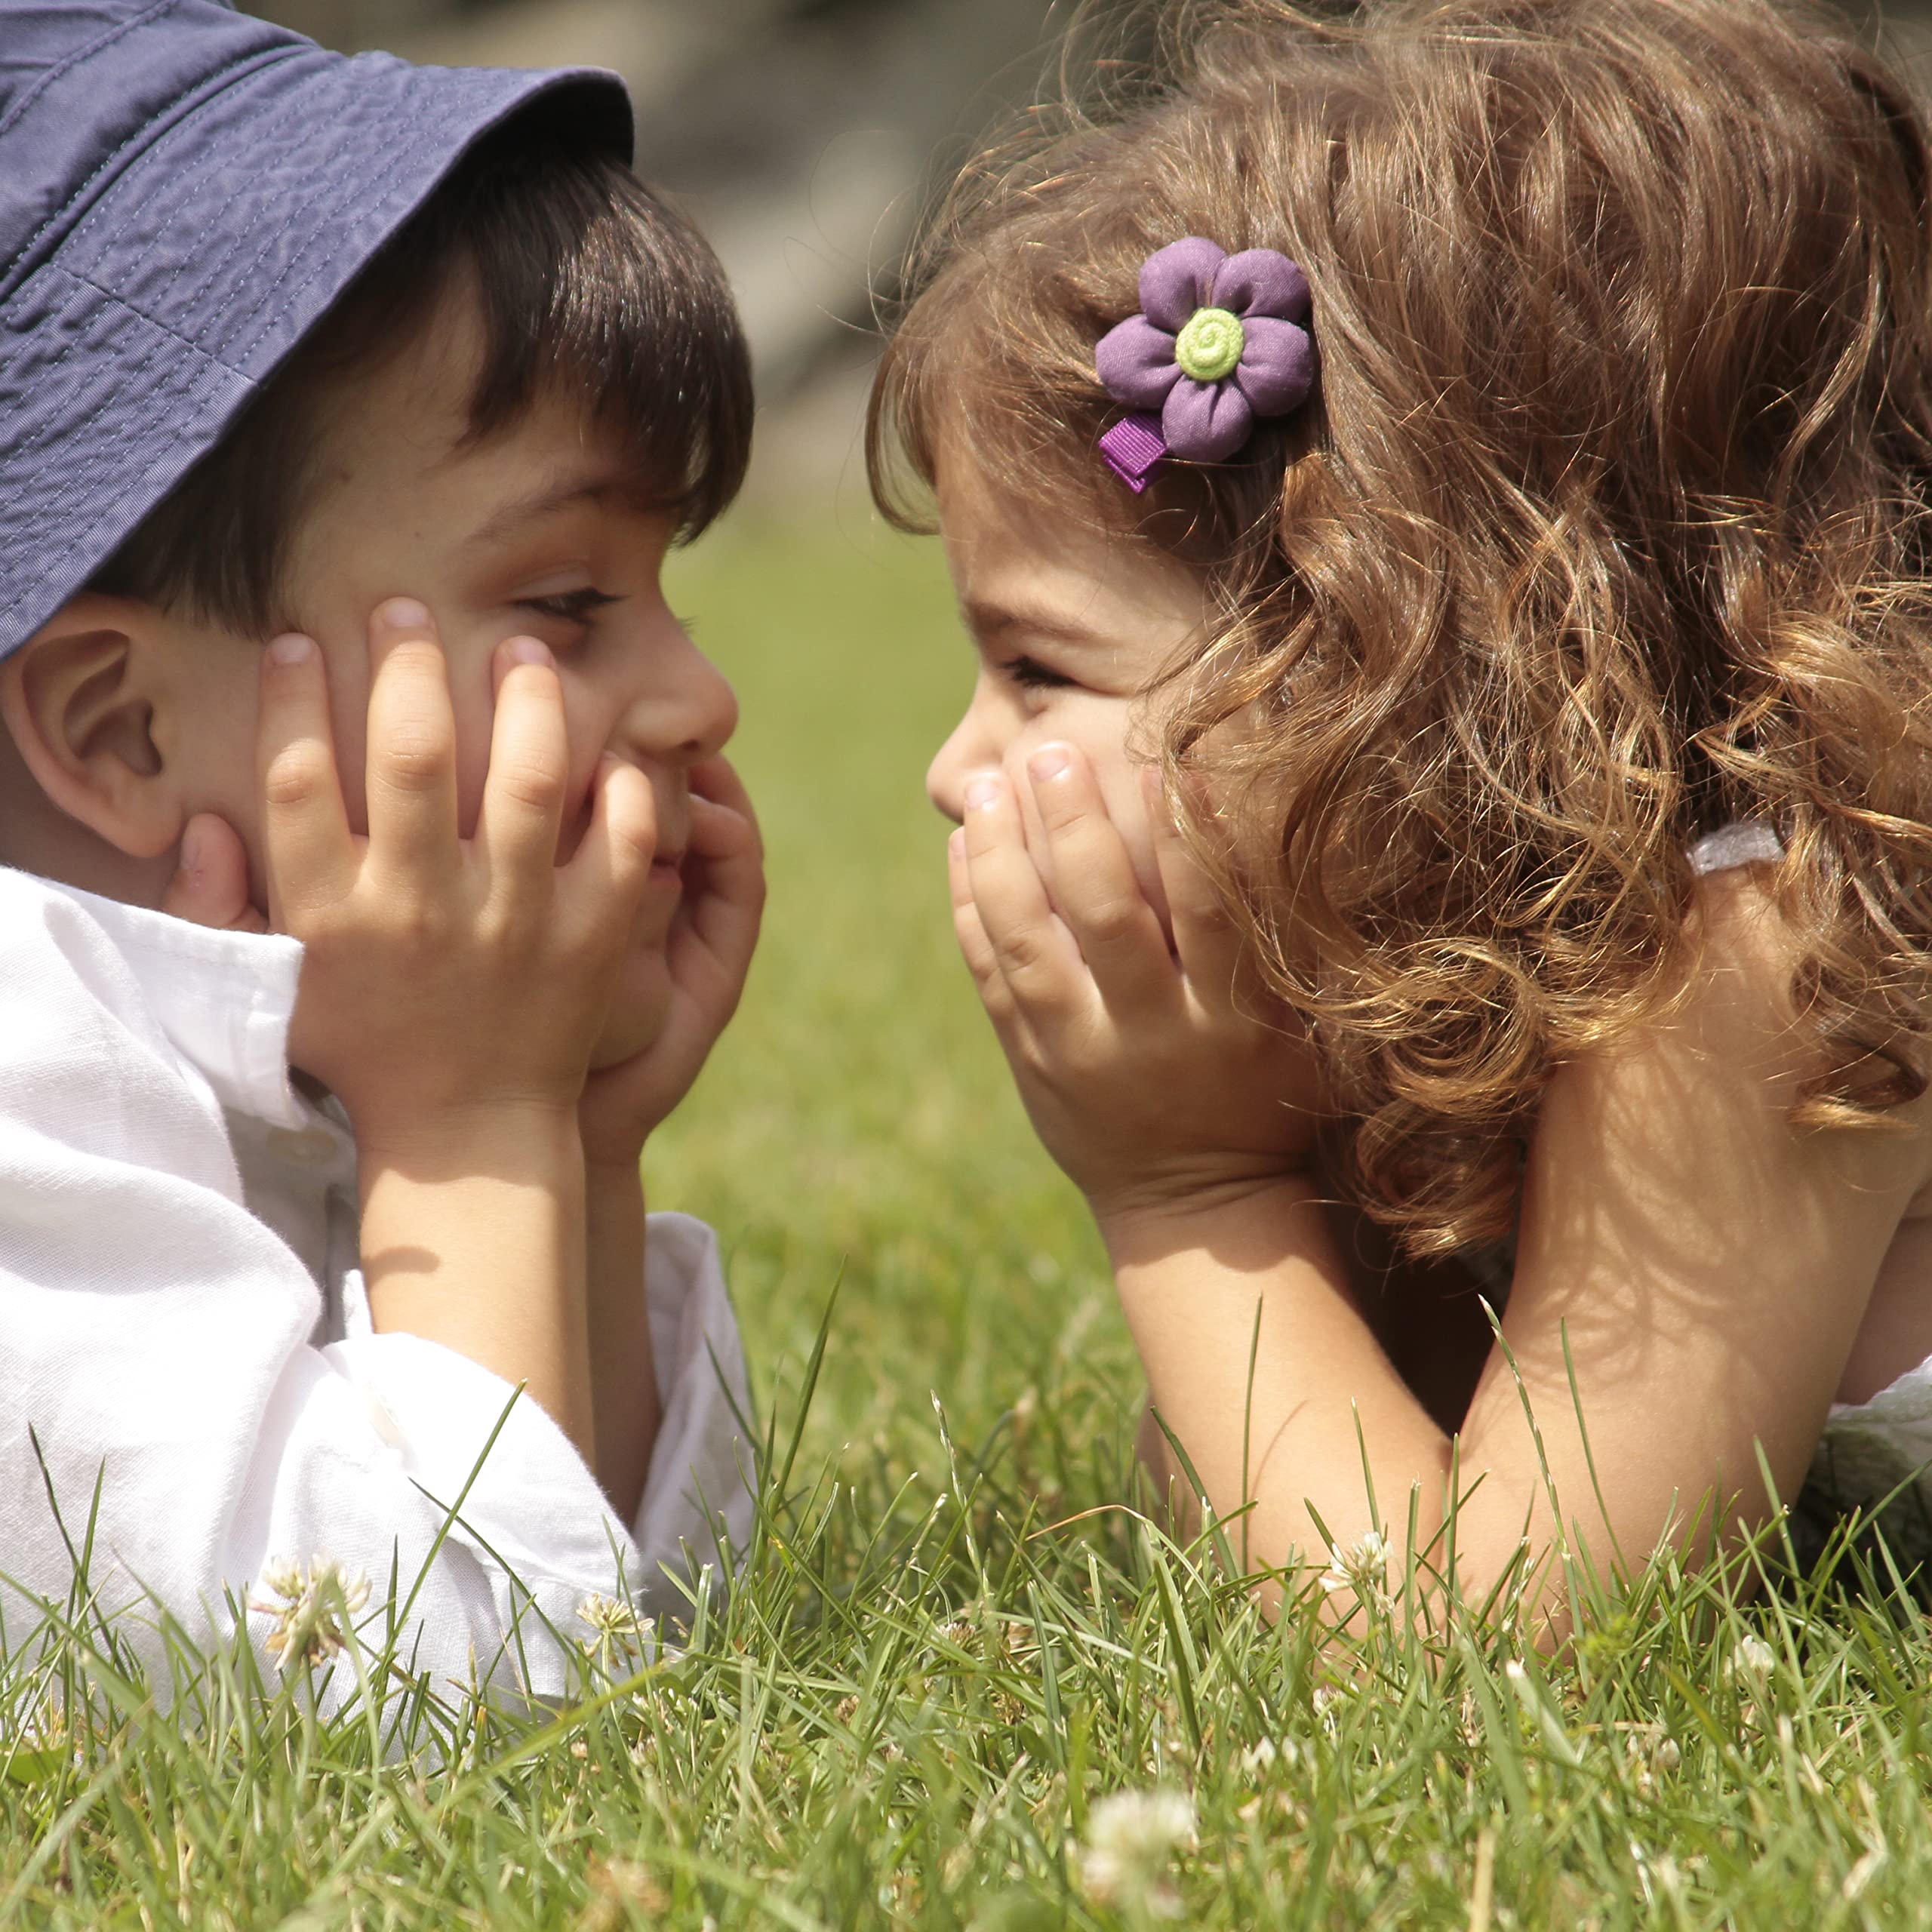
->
[[266, 1125, 340, 1168]]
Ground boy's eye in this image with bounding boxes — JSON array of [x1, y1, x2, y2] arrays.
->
[[1002, 654, 1075, 692], [519, 587, 623, 626]]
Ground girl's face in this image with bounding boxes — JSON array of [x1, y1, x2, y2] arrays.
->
[[928, 445, 1209, 932]]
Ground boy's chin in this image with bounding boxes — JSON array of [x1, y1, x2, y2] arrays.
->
[[589, 948, 674, 1070]]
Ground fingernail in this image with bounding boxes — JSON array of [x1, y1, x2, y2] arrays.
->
[[964, 775, 1001, 811], [948, 828, 966, 858], [266, 632, 315, 666], [504, 635, 552, 669], [178, 820, 207, 875], [1028, 745, 1072, 784], [375, 597, 431, 632]]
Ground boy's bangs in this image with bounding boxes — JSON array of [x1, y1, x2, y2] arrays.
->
[[451, 141, 753, 541]]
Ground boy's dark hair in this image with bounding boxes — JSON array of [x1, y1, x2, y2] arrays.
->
[[91, 125, 753, 636]]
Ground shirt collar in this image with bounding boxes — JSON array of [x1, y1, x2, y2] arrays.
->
[[40, 876, 310, 1128]]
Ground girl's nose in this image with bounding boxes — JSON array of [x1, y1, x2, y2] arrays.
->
[[927, 721, 982, 824]]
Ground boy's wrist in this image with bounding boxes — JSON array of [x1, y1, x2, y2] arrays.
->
[[584, 1149, 647, 1203], [352, 1097, 584, 1188]]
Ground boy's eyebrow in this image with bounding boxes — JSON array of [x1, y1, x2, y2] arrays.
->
[[961, 597, 1107, 651], [461, 468, 655, 552]]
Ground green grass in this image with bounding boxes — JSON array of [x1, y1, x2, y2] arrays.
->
[[6, 516, 1932, 1929]]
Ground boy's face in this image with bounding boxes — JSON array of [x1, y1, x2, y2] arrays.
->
[[179, 294, 737, 1069], [927, 439, 1208, 937]]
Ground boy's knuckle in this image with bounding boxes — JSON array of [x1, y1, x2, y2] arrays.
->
[[263, 746, 329, 808], [375, 728, 451, 792], [493, 756, 564, 814]]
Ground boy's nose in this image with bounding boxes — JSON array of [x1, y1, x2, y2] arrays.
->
[[643, 640, 738, 765]]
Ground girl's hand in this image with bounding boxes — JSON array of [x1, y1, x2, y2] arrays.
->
[[576, 755, 764, 1171], [952, 743, 1323, 1232], [260, 600, 657, 1155]]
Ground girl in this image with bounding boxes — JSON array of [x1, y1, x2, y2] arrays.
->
[[869, 0, 1932, 1632]]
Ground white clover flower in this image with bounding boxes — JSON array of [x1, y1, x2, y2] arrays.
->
[[1311, 1682, 1349, 1737], [1730, 1634, 1777, 1684], [1078, 1789, 1196, 1917], [1241, 1736, 1299, 1777], [1652, 1733, 1681, 1774], [1318, 1529, 1389, 1600], [251, 1556, 370, 1671], [577, 1593, 644, 1641]]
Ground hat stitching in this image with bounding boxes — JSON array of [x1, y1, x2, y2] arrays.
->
[[54, 62, 533, 363], [7, 70, 420, 392], [44, 50, 343, 301], [0, 0, 181, 148], [181, 93, 448, 358], [1, 42, 306, 300], [0, 300, 220, 630], [122, 97, 417, 352], [0, 277, 208, 503]]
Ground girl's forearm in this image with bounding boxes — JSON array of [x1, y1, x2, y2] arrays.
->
[[358, 1105, 595, 1463], [1100, 1178, 1455, 1583], [584, 1159, 660, 1522]]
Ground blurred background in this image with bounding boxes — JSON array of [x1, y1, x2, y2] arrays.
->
[[253, 0, 1932, 521], [235, 1, 1932, 1483]]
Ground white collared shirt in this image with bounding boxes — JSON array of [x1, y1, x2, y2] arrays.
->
[[0, 865, 754, 1697]]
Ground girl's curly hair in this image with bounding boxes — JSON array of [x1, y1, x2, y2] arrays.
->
[[869, 0, 1932, 1254]]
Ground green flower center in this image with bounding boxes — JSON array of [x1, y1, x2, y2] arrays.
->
[[1173, 306, 1245, 383]]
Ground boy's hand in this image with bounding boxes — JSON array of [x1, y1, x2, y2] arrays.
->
[[577, 756, 764, 1171], [952, 745, 1323, 1235], [161, 814, 266, 934], [259, 601, 657, 1152]]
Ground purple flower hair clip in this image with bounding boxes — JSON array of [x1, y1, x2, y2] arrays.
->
[[1094, 237, 1317, 492]]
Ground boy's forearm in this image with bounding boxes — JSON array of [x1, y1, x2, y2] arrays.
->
[[358, 1106, 595, 1463], [584, 1158, 660, 1523]]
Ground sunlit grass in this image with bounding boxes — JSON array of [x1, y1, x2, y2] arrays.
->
[[2, 514, 1927, 1930]]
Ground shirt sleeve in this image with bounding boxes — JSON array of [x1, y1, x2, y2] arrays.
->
[[0, 874, 756, 1705], [325, 1212, 757, 1635]]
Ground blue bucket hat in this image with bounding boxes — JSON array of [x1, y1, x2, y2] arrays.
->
[[0, 1, 633, 660]]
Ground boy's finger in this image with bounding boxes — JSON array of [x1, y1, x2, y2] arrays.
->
[[678, 792, 764, 967], [561, 753, 657, 948], [1026, 743, 1174, 1005], [257, 632, 352, 920], [162, 813, 268, 934], [960, 770, 1081, 1014], [688, 755, 761, 856], [475, 638, 570, 895], [1144, 763, 1245, 1000], [362, 598, 460, 875]]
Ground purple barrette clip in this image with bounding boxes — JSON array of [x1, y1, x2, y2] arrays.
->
[[1095, 236, 1317, 493]]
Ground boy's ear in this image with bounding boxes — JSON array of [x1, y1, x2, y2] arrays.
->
[[0, 595, 184, 860]]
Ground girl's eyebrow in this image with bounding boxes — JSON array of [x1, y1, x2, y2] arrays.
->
[[961, 597, 1106, 650]]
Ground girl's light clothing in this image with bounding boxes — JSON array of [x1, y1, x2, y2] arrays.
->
[[0, 866, 754, 1694]]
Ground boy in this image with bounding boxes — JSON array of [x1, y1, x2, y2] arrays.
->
[[0, 0, 760, 1695]]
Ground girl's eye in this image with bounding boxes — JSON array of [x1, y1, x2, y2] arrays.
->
[[1003, 654, 1074, 692], [519, 587, 624, 626]]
